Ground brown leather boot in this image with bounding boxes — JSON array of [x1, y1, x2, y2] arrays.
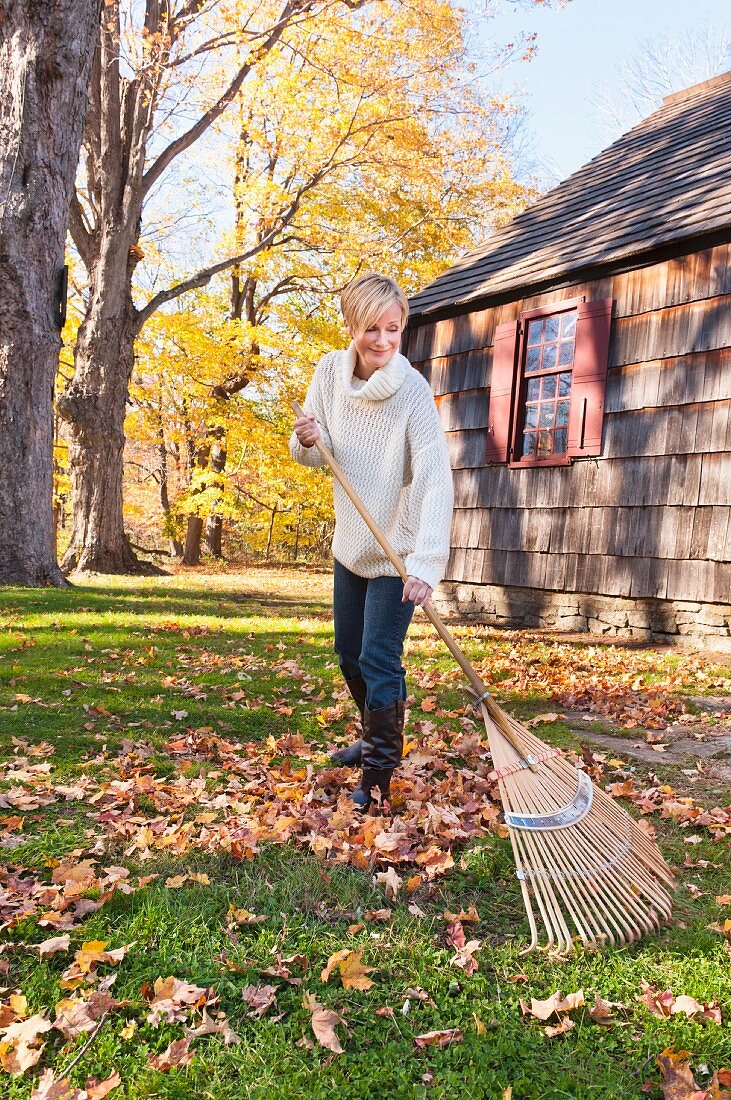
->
[[330, 676, 367, 766], [352, 700, 404, 811]]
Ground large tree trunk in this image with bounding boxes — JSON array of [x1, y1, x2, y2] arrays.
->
[[0, 0, 102, 586], [204, 438, 226, 557], [57, 233, 144, 573]]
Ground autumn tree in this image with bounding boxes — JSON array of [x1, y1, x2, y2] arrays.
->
[[56, 0, 369, 575], [128, 298, 334, 562], [0, 0, 102, 586], [181, 0, 531, 562]]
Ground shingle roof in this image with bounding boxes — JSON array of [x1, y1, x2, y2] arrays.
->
[[409, 72, 731, 321]]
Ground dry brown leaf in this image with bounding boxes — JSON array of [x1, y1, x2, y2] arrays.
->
[[656, 1046, 704, 1100], [37, 935, 71, 958], [413, 1027, 463, 1048], [521, 990, 584, 1021], [30, 1069, 84, 1099], [544, 1017, 576, 1038], [186, 1008, 241, 1044], [146, 976, 209, 1027], [443, 906, 480, 923], [85, 1071, 122, 1099], [0, 994, 28, 1028], [715, 895, 731, 905], [53, 990, 117, 1039], [148, 1037, 194, 1071], [373, 867, 402, 900], [364, 909, 392, 922], [588, 993, 627, 1023], [228, 906, 267, 926], [452, 939, 482, 976], [526, 712, 563, 727], [241, 985, 278, 1019], [0, 1012, 52, 1076], [321, 948, 375, 991], [303, 992, 345, 1054]]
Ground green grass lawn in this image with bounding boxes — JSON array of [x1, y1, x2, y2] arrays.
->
[[1, 570, 730, 1099]]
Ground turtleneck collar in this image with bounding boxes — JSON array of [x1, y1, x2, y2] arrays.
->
[[339, 341, 408, 401]]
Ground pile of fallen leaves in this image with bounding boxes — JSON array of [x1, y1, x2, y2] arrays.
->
[[465, 634, 731, 729]]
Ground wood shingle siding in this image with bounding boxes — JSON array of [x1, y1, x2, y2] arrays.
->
[[408, 75, 731, 643]]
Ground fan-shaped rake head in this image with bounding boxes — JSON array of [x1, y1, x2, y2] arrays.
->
[[483, 704, 675, 954]]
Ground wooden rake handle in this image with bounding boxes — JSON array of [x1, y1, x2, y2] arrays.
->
[[291, 399, 532, 760]]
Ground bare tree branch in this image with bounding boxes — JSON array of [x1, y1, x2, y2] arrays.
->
[[141, 0, 304, 198], [68, 192, 94, 270]]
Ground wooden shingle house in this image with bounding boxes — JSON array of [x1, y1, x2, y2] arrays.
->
[[406, 72, 731, 650]]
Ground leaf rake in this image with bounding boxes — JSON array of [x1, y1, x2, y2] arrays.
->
[[291, 400, 675, 952]]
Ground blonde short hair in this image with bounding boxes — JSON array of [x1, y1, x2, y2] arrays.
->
[[340, 272, 409, 334]]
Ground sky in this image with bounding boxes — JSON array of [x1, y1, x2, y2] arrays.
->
[[483, 0, 730, 185]]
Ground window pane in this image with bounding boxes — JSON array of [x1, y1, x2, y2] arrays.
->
[[541, 374, 557, 399], [556, 399, 570, 426], [537, 430, 552, 454], [539, 403, 554, 428], [526, 346, 542, 372], [544, 316, 560, 342], [561, 311, 577, 338], [542, 343, 558, 370], [524, 404, 538, 429], [527, 319, 544, 346], [522, 431, 537, 457], [559, 371, 572, 396], [558, 339, 574, 366], [526, 378, 540, 402], [554, 428, 568, 454]]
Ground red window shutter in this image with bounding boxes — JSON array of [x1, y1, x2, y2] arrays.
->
[[485, 320, 519, 463], [567, 298, 613, 457]]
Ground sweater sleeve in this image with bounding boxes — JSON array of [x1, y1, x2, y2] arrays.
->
[[403, 382, 454, 590], [288, 355, 334, 468]]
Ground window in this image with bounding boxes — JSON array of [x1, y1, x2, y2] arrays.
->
[[485, 297, 613, 467]]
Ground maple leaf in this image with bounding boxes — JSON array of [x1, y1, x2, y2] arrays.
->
[[443, 906, 480, 923], [521, 990, 584, 1021], [656, 1047, 706, 1100], [241, 985, 278, 1018], [186, 1008, 241, 1044], [303, 992, 345, 1053], [228, 906, 267, 925], [413, 1028, 463, 1048], [53, 990, 117, 1039], [85, 1072, 122, 1100], [373, 867, 402, 900], [544, 1017, 576, 1038], [30, 1068, 84, 1099], [0, 1012, 52, 1076], [146, 977, 210, 1026], [588, 993, 627, 1024], [148, 1037, 194, 1071], [0, 994, 27, 1028], [321, 948, 375, 991], [37, 934, 71, 958], [451, 938, 482, 976]]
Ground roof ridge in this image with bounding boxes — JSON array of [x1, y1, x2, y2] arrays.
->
[[662, 70, 731, 108]]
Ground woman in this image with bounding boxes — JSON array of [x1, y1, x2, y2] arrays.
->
[[290, 273, 453, 810]]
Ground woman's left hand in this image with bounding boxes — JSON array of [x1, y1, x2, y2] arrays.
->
[[403, 576, 432, 607]]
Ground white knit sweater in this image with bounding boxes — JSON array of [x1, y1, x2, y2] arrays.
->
[[289, 343, 454, 590]]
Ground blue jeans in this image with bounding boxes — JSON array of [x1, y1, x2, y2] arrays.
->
[[333, 559, 415, 711]]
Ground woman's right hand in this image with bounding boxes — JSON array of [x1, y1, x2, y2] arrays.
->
[[294, 414, 321, 448]]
